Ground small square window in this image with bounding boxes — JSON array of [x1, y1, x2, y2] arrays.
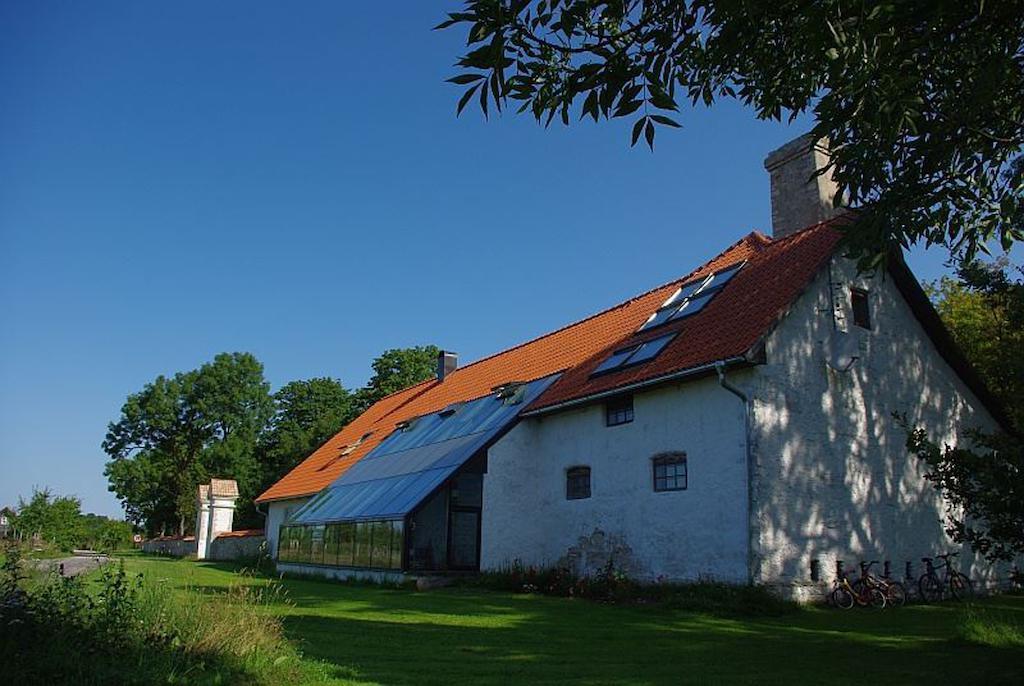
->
[[652, 452, 687, 492], [566, 466, 591, 500], [851, 288, 871, 329], [606, 395, 634, 426]]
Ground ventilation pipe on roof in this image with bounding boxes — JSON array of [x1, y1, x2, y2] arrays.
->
[[437, 350, 458, 382], [763, 133, 845, 239]]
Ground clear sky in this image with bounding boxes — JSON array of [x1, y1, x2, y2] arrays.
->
[[0, 2, 959, 518]]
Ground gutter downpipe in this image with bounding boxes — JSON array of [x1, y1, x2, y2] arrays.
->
[[715, 361, 757, 586]]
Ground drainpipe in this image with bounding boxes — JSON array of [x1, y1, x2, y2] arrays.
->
[[715, 362, 757, 586]]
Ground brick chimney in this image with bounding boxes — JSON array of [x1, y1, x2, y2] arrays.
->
[[764, 133, 842, 239], [437, 350, 458, 382]]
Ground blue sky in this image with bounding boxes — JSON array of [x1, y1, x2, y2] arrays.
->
[[0, 2, 959, 518]]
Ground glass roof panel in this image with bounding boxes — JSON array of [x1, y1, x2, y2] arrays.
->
[[628, 332, 676, 364], [670, 287, 719, 320], [592, 345, 640, 374]]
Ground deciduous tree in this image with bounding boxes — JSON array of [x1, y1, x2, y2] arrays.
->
[[440, 1, 1024, 264], [103, 352, 273, 536]]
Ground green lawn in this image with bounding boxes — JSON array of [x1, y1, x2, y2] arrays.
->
[[119, 555, 1024, 685]]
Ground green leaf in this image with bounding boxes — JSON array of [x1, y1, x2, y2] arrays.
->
[[650, 114, 681, 128], [456, 84, 480, 116], [644, 119, 655, 150], [446, 74, 486, 85], [631, 116, 647, 147]]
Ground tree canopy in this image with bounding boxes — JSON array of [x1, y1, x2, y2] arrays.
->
[[104, 347, 439, 535], [257, 377, 357, 498], [928, 257, 1024, 431], [354, 345, 440, 411], [103, 352, 273, 536], [440, 1, 1024, 264]]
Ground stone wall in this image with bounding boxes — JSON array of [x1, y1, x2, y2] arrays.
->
[[750, 255, 1011, 600], [482, 377, 749, 583], [208, 532, 265, 561], [141, 537, 196, 557]]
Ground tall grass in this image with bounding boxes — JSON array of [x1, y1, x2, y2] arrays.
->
[[0, 544, 332, 685]]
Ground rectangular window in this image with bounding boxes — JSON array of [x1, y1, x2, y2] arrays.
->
[[309, 525, 325, 565], [278, 526, 292, 561], [653, 453, 687, 491], [851, 288, 871, 329], [298, 525, 313, 563], [323, 524, 340, 566], [353, 521, 372, 567], [566, 466, 591, 500], [371, 521, 392, 568], [338, 522, 355, 566], [606, 395, 634, 426], [389, 520, 405, 570]]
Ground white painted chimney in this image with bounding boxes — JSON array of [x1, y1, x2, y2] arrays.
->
[[764, 133, 843, 239]]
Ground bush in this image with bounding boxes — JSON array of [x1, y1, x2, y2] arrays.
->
[[473, 558, 797, 616], [0, 542, 329, 685]]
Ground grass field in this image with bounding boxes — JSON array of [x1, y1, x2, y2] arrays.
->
[[112, 554, 1024, 685]]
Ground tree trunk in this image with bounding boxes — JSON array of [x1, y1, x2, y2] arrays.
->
[[179, 514, 185, 537]]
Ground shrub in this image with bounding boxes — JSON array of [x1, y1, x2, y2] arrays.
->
[[0, 542, 329, 685], [473, 558, 796, 616]]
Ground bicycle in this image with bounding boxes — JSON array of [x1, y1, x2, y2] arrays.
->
[[831, 564, 885, 609], [853, 560, 906, 608], [918, 552, 974, 603]]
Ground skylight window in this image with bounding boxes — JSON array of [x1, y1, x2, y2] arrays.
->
[[591, 332, 677, 377], [638, 262, 746, 331]]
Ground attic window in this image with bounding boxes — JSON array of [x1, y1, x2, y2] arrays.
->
[[591, 332, 676, 377], [438, 403, 461, 418], [639, 261, 745, 331], [495, 382, 526, 405], [851, 288, 871, 329], [320, 432, 374, 470], [396, 418, 418, 432]]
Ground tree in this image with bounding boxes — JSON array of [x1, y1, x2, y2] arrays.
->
[[900, 422, 1024, 563], [257, 378, 356, 497], [354, 345, 440, 411], [103, 352, 273, 536], [928, 257, 1024, 431], [439, 1, 1024, 265], [16, 488, 84, 552]]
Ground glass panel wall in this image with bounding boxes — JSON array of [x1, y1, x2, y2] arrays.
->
[[353, 521, 373, 567], [276, 519, 407, 570], [338, 522, 355, 566]]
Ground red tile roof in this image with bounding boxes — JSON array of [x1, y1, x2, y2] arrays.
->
[[256, 220, 844, 503], [214, 529, 265, 539]]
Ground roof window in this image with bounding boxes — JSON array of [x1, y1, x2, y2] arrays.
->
[[591, 332, 677, 377], [639, 261, 745, 331]]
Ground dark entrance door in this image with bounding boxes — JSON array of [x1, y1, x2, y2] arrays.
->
[[447, 507, 480, 570]]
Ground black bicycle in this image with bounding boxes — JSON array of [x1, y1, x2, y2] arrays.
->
[[918, 552, 974, 602]]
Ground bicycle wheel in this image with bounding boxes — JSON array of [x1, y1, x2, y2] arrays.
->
[[950, 573, 975, 601], [885, 581, 907, 608], [831, 586, 855, 610], [867, 587, 886, 608], [919, 574, 943, 603]]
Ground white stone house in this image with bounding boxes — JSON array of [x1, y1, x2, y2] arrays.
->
[[256, 135, 1013, 598]]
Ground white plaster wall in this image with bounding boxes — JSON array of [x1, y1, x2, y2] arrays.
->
[[210, 499, 235, 538], [482, 377, 750, 583], [266, 497, 310, 560], [751, 257, 1007, 598]]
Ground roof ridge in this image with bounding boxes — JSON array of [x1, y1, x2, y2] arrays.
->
[[432, 231, 766, 379]]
